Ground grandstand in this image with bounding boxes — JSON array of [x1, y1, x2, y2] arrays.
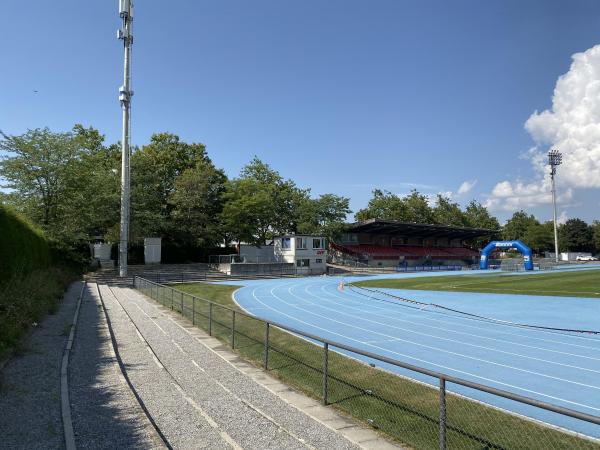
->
[[331, 219, 496, 268]]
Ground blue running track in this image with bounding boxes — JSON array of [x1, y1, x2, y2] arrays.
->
[[223, 270, 600, 439]]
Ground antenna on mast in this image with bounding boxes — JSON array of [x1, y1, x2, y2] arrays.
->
[[118, 0, 134, 277]]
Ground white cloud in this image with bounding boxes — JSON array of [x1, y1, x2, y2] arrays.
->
[[487, 44, 600, 211], [457, 180, 477, 195], [557, 211, 569, 225]]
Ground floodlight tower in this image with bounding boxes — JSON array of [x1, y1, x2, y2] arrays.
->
[[117, 0, 134, 277], [548, 149, 562, 263]]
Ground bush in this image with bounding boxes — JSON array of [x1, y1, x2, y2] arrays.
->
[[0, 205, 51, 283], [0, 268, 77, 358], [0, 205, 80, 359]]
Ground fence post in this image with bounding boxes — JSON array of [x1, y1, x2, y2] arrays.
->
[[231, 310, 236, 349], [322, 342, 329, 406], [170, 289, 174, 310], [209, 303, 213, 336], [264, 323, 269, 369], [192, 296, 196, 325], [181, 292, 184, 314], [439, 377, 447, 450]]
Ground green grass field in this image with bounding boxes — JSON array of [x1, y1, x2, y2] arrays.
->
[[132, 280, 600, 450], [353, 269, 600, 298]]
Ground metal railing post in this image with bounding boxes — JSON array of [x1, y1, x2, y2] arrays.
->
[[209, 303, 213, 336], [192, 296, 196, 325], [264, 323, 269, 369], [439, 377, 447, 450], [231, 311, 236, 349], [323, 342, 329, 405]]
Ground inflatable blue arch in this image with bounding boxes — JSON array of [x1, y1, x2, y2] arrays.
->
[[479, 240, 534, 271]]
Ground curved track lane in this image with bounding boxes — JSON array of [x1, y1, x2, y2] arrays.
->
[[230, 273, 600, 438]]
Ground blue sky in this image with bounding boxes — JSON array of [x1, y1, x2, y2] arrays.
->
[[1, 0, 599, 224]]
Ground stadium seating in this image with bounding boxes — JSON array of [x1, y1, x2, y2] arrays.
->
[[332, 243, 478, 260]]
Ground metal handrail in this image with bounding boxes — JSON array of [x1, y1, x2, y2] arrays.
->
[[134, 276, 600, 428]]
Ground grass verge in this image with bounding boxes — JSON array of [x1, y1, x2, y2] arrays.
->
[[0, 267, 78, 360], [352, 269, 600, 298], [137, 280, 599, 450]]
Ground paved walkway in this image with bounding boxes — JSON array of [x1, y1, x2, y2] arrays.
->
[[0, 279, 400, 449], [0, 282, 164, 449], [99, 284, 399, 449], [0, 282, 81, 449]]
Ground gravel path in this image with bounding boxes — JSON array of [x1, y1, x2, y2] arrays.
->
[[101, 284, 362, 450], [0, 282, 82, 449], [69, 283, 165, 449], [98, 284, 234, 449]]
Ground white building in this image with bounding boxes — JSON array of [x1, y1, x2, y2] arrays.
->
[[274, 235, 327, 275]]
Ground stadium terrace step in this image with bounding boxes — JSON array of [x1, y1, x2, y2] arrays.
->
[[85, 263, 306, 286]]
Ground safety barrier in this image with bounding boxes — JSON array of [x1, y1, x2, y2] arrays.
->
[[134, 276, 600, 450]]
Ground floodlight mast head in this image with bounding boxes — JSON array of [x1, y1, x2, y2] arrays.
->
[[548, 149, 562, 176]]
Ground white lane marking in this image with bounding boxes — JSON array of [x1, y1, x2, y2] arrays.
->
[[171, 382, 242, 450], [316, 282, 600, 361], [321, 281, 600, 352], [279, 283, 600, 390], [249, 284, 600, 413], [292, 284, 600, 374]]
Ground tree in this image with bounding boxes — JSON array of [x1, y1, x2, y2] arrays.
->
[[131, 133, 211, 240], [296, 194, 351, 240], [0, 127, 79, 229], [463, 200, 500, 230], [592, 221, 600, 253], [522, 222, 554, 254], [221, 158, 308, 246], [0, 125, 119, 247], [559, 218, 593, 252], [502, 211, 539, 241], [355, 190, 407, 222], [169, 160, 227, 247], [460, 200, 500, 247], [432, 195, 467, 227], [404, 190, 435, 223]]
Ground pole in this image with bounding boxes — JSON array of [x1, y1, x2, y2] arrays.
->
[[439, 377, 447, 450], [118, 1, 134, 277], [322, 342, 329, 405], [551, 169, 559, 263]]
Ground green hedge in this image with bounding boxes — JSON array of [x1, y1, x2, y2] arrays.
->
[[0, 205, 51, 283]]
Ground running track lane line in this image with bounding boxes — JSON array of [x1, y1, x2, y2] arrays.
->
[[315, 282, 600, 361], [247, 284, 600, 412], [278, 283, 600, 391], [294, 283, 600, 374]]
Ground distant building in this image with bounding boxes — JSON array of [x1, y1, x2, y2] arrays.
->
[[274, 235, 327, 275]]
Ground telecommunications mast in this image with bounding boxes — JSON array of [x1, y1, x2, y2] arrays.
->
[[118, 0, 133, 277], [548, 149, 562, 263]]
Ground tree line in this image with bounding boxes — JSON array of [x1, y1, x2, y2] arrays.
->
[[1, 125, 598, 261], [0, 126, 351, 260]]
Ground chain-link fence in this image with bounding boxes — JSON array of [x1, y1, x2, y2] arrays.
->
[[134, 276, 600, 450]]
